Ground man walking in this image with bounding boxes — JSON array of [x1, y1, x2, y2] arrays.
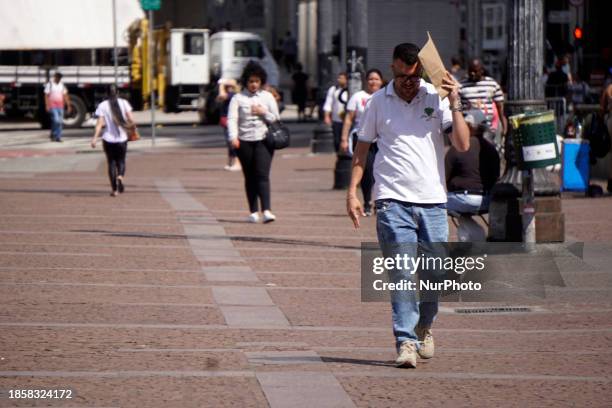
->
[[323, 72, 348, 153], [459, 59, 507, 146], [347, 43, 469, 368], [44, 72, 71, 142]]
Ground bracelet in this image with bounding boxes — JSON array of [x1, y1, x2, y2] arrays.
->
[[450, 103, 463, 113]]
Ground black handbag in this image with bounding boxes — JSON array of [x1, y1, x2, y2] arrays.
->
[[266, 121, 291, 150]]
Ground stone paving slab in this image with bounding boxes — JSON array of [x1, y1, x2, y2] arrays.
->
[[0, 376, 269, 407], [337, 377, 611, 408]]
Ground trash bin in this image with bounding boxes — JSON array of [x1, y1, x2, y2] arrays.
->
[[509, 110, 561, 170], [562, 139, 590, 192]]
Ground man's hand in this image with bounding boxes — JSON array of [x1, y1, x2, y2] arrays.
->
[[441, 71, 460, 106], [230, 138, 240, 149], [66, 105, 73, 115], [323, 114, 332, 126], [347, 195, 364, 229], [90, 138, 97, 149]]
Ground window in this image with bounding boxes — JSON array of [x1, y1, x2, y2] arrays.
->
[[234, 40, 264, 58], [482, 3, 506, 50], [184, 33, 205, 55]]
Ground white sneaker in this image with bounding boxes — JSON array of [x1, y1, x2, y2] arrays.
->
[[263, 210, 276, 223], [247, 212, 260, 223], [223, 165, 232, 171], [415, 326, 435, 359], [395, 341, 417, 368], [229, 162, 242, 172]]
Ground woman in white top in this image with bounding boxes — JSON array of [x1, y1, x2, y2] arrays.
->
[[90, 86, 134, 197], [339, 68, 384, 215], [228, 62, 281, 223]]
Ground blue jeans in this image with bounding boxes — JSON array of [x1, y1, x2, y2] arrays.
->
[[49, 108, 64, 141], [375, 199, 448, 350], [446, 192, 489, 217]]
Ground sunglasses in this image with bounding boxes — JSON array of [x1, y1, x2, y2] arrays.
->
[[394, 69, 423, 84]]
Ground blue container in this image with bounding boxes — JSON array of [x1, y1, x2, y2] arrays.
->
[[562, 140, 590, 192]]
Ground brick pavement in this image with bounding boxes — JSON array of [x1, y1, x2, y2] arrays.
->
[[0, 140, 611, 407]]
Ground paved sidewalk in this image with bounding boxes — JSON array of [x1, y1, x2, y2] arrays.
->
[[0, 141, 611, 407]]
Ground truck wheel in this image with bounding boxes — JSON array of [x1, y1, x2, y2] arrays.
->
[[63, 94, 86, 128]]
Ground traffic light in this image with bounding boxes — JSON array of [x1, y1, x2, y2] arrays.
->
[[573, 25, 583, 47], [332, 31, 341, 57]]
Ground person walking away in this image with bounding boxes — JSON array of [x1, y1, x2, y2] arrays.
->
[[228, 62, 280, 223], [568, 72, 592, 107], [339, 68, 384, 215], [217, 78, 241, 171], [292, 63, 310, 122], [44, 72, 71, 142], [545, 59, 570, 99], [450, 56, 466, 82], [600, 79, 612, 192], [347, 43, 469, 368], [446, 109, 500, 241], [323, 72, 349, 152], [282, 31, 298, 72], [459, 59, 507, 149], [90, 86, 134, 197]]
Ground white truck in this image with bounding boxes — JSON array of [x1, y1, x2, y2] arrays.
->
[[0, 0, 280, 127], [0, 0, 143, 128], [164, 29, 280, 124]]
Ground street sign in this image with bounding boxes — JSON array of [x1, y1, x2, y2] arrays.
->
[[140, 0, 160, 11]]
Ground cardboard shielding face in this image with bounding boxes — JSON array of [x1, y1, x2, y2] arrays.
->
[[418, 32, 449, 99]]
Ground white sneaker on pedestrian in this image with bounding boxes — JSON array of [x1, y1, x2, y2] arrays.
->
[[229, 162, 242, 172], [263, 210, 276, 223], [247, 212, 260, 223], [415, 326, 434, 359], [395, 341, 417, 368]]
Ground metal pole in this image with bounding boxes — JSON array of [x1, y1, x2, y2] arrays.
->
[[112, 0, 118, 86], [148, 9, 156, 147], [522, 170, 536, 243]]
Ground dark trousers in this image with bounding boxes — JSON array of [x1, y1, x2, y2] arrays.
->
[[361, 143, 378, 207], [352, 136, 377, 207], [332, 121, 343, 153], [237, 140, 274, 213], [103, 140, 127, 191]]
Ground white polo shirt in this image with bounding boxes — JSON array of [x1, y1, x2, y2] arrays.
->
[[322, 85, 346, 123], [358, 79, 453, 204]]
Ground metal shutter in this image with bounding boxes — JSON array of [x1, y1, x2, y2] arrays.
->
[[367, 0, 461, 79]]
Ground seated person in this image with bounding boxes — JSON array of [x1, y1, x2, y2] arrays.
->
[[446, 110, 500, 241]]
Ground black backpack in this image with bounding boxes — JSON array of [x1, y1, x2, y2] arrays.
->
[[584, 113, 611, 160]]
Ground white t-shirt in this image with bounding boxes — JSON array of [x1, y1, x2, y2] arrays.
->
[[322, 85, 346, 123], [358, 80, 453, 204], [44, 81, 67, 109], [95, 98, 133, 143], [346, 90, 372, 129]]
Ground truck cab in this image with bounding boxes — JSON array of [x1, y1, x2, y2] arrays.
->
[[209, 31, 279, 87], [163, 28, 210, 112], [198, 31, 279, 123]]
